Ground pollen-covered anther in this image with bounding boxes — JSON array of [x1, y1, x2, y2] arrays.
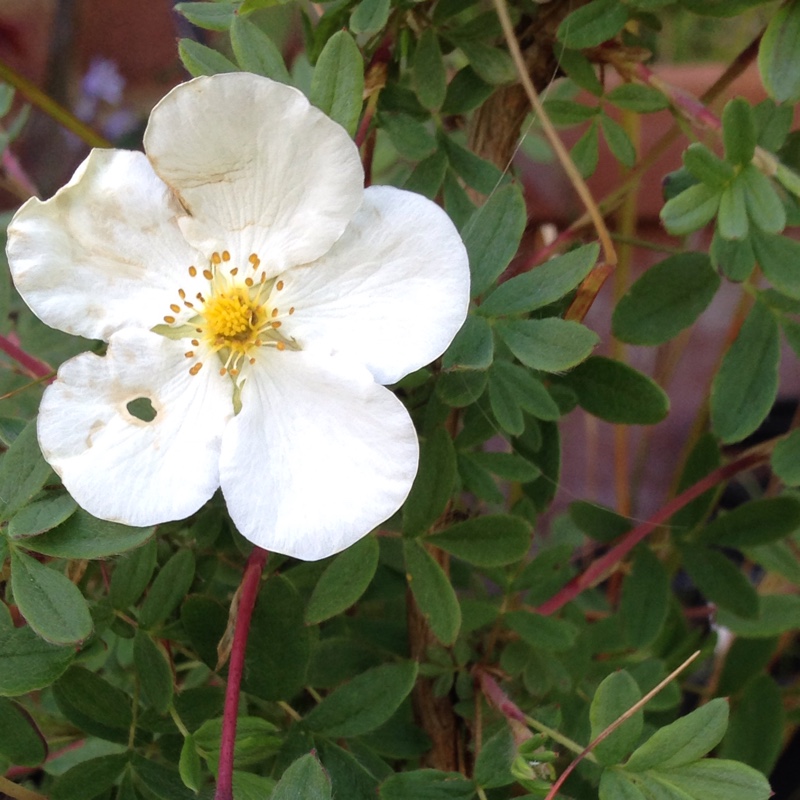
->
[[189, 362, 203, 375], [188, 266, 197, 277], [203, 269, 213, 280], [222, 251, 230, 262], [211, 252, 222, 265], [164, 315, 175, 324]]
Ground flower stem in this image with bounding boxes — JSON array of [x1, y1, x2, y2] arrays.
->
[[214, 546, 268, 800], [0, 334, 52, 379]]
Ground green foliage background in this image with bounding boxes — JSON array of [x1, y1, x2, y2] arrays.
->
[[2, 0, 800, 798]]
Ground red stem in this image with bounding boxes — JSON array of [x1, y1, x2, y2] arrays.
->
[[536, 449, 769, 616], [214, 546, 269, 800], [0, 334, 52, 379]]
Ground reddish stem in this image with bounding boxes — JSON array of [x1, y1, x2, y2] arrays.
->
[[536, 449, 769, 616], [0, 335, 52, 379], [214, 546, 268, 800]]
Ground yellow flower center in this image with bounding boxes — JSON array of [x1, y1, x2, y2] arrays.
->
[[154, 250, 298, 382]]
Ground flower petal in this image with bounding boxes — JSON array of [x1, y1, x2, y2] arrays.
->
[[219, 349, 418, 560], [282, 185, 470, 385], [143, 74, 364, 273], [7, 149, 202, 341], [38, 329, 233, 526]]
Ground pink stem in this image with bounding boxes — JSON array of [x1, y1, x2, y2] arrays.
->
[[536, 449, 769, 616], [0, 335, 52, 379], [214, 546, 269, 800]]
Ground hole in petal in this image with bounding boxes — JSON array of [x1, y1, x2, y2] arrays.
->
[[126, 397, 157, 423]]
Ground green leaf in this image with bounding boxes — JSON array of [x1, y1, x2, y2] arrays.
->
[[138, 549, 196, 629], [570, 500, 631, 542], [681, 544, 759, 617], [404, 149, 448, 199], [181, 595, 228, 669], [772, 428, 800, 485], [178, 39, 238, 77], [442, 314, 494, 371], [457, 40, 515, 85], [175, 2, 237, 30], [572, 122, 599, 178], [740, 164, 786, 233], [556, 0, 629, 48], [621, 547, 670, 648], [441, 67, 493, 115], [557, 47, 604, 95], [682, 143, 735, 189], [0, 420, 52, 523], [51, 754, 130, 800], [469, 451, 540, 482], [230, 16, 291, 83], [721, 674, 783, 774], [53, 666, 132, 744], [133, 630, 173, 713], [194, 716, 281, 772], [442, 135, 504, 195], [305, 536, 379, 624], [697, 497, 800, 547], [414, 29, 447, 111], [131, 755, 197, 800], [488, 361, 561, 434], [350, 0, 390, 34], [473, 726, 515, 789], [590, 670, 643, 766], [463, 183, 527, 296], [759, 0, 800, 103], [606, 83, 669, 112], [273, 753, 332, 800], [600, 113, 635, 168], [427, 514, 531, 566], [504, 610, 579, 652], [751, 230, 800, 297], [612, 252, 720, 345], [718, 593, 800, 637], [179, 734, 202, 793], [380, 769, 476, 799], [7, 493, 77, 539], [0, 607, 74, 696], [21, 510, 154, 559], [542, 99, 598, 126], [660, 182, 721, 235], [599, 770, 646, 800], [718, 176, 749, 240], [436, 370, 488, 407], [625, 697, 729, 771], [110, 537, 158, 610], [723, 98, 757, 166], [404, 539, 461, 644], [310, 31, 364, 136], [11, 547, 92, 645], [651, 759, 771, 800], [304, 661, 418, 737], [0, 697, 46, 765], [496, 318, 598, 373], [564, 356, 669, 424], [244, 575, 311, 701], [380, 113, 437, 160], [480, 243, 599, 317], [710, 299, 780, 443], [402, 428, 457, 536], [710, 228, 755, 281]]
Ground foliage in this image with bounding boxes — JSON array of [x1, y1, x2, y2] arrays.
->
[[2, 0, 800, 799]]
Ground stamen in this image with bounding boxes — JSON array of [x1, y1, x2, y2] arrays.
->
[[164, 315, 176, 324], [184, 301, 194, 308], [203, 269, 213, 281], [230, 268, 238, 276], [271, 321, 282, 328], [222, 251, 231, 262], [189, 363, 203, 375], [189, 266, 197, 277], [277, 280, 284, 291], [219, 368, 227, 376], [289, 307, 295, 315], [271, 308, 278, 318], [211, 252, 222, 265], [170, 304, 181, 313], [191, 339, 199, 346], [260, 272, 266, 283], [197, 293, 205, 302], [179, 289, 186, 299], [245, 277, 254, 287], [185, 351, 194, 358], [249, 358, 256, 364], [277, 342, 286, 351]]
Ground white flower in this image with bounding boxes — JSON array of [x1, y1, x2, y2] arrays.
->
[[7, 73, 469, 560]]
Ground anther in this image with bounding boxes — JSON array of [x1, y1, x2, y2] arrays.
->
[[289, 307, 295, 315], [277, 280, 284, 291], [222, 251, 231, 262], [271, 308, 278, 318], [219, 368, 226, 376], [164, 315, 176, 324], [189, 363, 203, 375], [188, 266, 197, 277], [245, 277, 254, 287], [230, 368, 239, 376], [203, 269, 213, 280], [277, 342, 286, 351], [197, 293, 205, 301], [249, 357, 256, 364], [211, 252, 222, 265], [248, 253, 258, 264], [260, 272, 266, 283], [170, 304, 181, 313], [179, 289, 186, 299], [191, 339, 199, 346], [230, 267, 238, 276], [271, 321, 282, 328], [185, 351, 194, 358], [196, 327, 203, 333], [184, 301, 194, 308]]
